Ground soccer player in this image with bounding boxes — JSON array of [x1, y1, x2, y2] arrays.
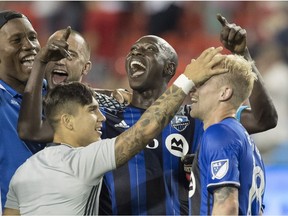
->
[[3, 42, 227, 215], [188, 54, 265, 215], [0, 10, 45, 211], [98, 15, 277, 215], [17, 27, 128, 144]]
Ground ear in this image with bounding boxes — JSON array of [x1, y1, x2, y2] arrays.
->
[[164, 61, 176, 77], [82, 61, 92, 76], [219, 86, 233, 101], [61, 114, 74, 130]]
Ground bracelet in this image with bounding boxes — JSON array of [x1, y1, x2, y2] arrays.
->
[[173, 74, 195, 95]]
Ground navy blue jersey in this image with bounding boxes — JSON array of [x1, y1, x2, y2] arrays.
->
[[189, 118, 266, 215], [99, 104, 203, 215]]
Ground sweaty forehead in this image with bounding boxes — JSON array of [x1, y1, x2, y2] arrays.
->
[[0, 18, 34, 33], [136, 36, 174, 56]]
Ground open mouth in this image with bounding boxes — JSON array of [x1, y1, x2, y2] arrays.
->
[[190, 96, 198, 104], [52, 69, 68, 84], [21, 55, 35, 68], [130, 60, 146, 78]]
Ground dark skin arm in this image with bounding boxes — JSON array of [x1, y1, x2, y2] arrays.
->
[[17, 27, 72, 143], [217, 14, 278, 134]]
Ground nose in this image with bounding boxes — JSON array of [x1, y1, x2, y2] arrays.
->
[[97, 110, 106, 123], [22, 37, 37, 50], [56, 57, 67, 65]]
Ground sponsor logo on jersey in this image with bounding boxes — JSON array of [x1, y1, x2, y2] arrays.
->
[[146, 139, 159, 149], [171, 115, 190, 132], [189, 171, 196, 198], [114, 120, 130, 128], [211, 159, 229, 180], [165, 134, 189, 157]]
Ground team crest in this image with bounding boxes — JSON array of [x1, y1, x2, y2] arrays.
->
[[171, 115, 190, 132], [211, 159, 229, 180], [165, 134, 189, 157]]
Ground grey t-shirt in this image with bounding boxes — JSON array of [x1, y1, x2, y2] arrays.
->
[[5, 138, 116, 215]]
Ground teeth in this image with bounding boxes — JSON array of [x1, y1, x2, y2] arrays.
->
[[191, 97, 198, 103], [22, 55, 35, 61], [53, 69, 67, 75], [131, 60, 146, 69]]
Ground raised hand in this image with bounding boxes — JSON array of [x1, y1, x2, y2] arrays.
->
[[217, 14, 247, 55], [183, 47, 228, 86], [38, 26, 72, 63]]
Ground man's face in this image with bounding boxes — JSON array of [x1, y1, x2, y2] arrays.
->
[[125, 36, 169, 92], [189, 76, 220, 120], [0, 18, 40, 83], [45, 32, 90, 90], [73, 98, 106, 146]]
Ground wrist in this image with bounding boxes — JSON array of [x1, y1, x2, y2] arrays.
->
[[173, 74, 195, 95]]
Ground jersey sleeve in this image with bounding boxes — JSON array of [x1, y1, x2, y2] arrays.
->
[[67, 138, 117, 185], [201, 124, 242, 193], [5, 182, 19, 210]]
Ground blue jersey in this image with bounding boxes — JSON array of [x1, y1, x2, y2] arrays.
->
[[189, 118, 266, 215], [99, 104, 203, 215], [0, 80, 46, 210]]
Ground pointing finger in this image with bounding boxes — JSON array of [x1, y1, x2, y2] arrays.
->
[[217, 13, 229, 27], [61, 26, 71, 41]]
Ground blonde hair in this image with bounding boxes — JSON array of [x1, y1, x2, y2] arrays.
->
[[218, 54, 257, 107]]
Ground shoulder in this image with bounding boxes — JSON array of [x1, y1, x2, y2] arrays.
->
[[95, 92, 127, 114], [202, 120, 241, 151]]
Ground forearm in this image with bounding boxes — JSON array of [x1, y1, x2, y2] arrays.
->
[[241, 48, 278, 133], [115, 84, 187, 167], [17, 57, 49, 141]]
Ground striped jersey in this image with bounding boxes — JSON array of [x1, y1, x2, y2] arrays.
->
[[99, 104, 203, 215], [189, 118, 266, 215]]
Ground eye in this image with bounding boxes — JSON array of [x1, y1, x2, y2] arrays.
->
[[29, 35, 38, 41], [130, 46, 137, 52], [11, 37, 21, 44], [69, 51, 77, 58], [146, 45, 157, 52]]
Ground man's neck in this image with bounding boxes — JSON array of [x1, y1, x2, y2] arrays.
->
[[131, 86, 167, 109], [0, 75, 26, 94], [203, 106, 236, 130]]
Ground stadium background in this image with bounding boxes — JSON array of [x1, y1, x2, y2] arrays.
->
[[1, 1, 287, 214]]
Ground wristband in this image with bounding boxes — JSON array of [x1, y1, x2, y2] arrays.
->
[[173, 74, 195, 95]]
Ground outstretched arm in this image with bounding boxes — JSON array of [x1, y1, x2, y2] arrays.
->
[[114, 47, 228, 167], [17, 27, 72, 143], [217, 14, 278, 134]]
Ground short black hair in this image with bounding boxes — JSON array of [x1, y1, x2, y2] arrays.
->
[[0, 10, 27, 29], [44, 81, 96, 130]]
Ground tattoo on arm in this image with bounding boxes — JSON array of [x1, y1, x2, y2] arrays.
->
[[115, 85, 186, 166], [212, 186, 238, 215], [214, 186, 237, 204]]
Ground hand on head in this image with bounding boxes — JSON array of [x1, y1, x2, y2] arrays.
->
[[183, 46, 228, 86], [217, 14, 247, 54], [38, 26, 72, 63]]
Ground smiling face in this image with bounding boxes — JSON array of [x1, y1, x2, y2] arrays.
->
[[125, 35, 177, 92], [189, 76, 221, 121], [72, 97, 106, 145], [0, 17, 40, 87], [45, 82, 105, 147], [45, 30, 91, 90]]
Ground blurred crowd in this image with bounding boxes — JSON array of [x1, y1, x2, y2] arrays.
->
[[1, 1, 287, 164]]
